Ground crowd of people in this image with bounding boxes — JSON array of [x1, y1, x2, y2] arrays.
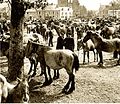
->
[[0, 16, 120, 53]]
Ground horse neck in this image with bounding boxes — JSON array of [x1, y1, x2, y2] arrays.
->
[[36, 45, 52, 54], [90, 35, 102, 46]]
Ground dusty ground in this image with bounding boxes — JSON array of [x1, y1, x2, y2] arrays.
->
[[0, 50, 120, 103]]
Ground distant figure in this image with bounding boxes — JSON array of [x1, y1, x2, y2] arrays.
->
[[66, 26, 72, 37], [63, 35, 75, 52], [48, 29, 53, 47], [76, 27, 83, 39]]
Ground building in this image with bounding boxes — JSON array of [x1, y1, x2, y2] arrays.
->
[[108, 10, 120, 18], [58, 0, 81, 18], [25, 4, 59, 20], [25, 4, 73, 20], [58, 0, 68, 7], [58, 7, 73, 20], [99, 5, 110, 17]]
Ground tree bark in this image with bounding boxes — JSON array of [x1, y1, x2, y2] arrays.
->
[[8, 0, 26, 81]]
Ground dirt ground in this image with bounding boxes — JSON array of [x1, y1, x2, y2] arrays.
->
[[0, 50, 120, 103]]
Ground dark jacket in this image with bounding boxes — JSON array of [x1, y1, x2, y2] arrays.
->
[[63, 36, 75, 52], [56, 36, 64, 49]]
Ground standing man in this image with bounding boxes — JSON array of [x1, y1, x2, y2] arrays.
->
[[63, 34, 75, 52], [56, 35, 64, 49], [48, 29, 53, 47]]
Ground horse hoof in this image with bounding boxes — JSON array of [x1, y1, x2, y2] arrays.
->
[[48, 79, 53, 85], [62, 89, 74, 94], [98, 63, 103, 67], [53, 76, 57, 80], [41, 83, 48, 87], [62, 88, 67, 93]]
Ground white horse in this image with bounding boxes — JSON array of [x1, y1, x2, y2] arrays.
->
[[0, 74, 15, 103]]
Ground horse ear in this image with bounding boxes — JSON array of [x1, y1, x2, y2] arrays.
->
[[27, 75, 32, 82], [17, 77, 22, 83]]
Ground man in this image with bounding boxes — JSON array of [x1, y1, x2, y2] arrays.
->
[[56, 35, 64, 49], [63, 34, 75, 52], [48, 29, 53, 47]]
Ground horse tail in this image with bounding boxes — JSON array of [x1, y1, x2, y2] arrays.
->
[[72, 53, 79, 72]]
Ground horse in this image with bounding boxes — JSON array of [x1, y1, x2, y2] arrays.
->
[[83, 31, 120, 66], [25, 40, 79, 94], [0, 37, 42, 78], [100, 26, 115, 39], [77, 38, 97, 64], [0, 74, 29, 103]]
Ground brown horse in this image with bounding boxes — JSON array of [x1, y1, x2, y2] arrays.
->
[[83, 31, 120, 66], [0, 74, 29, 103], [25, 40, 79, 94], [77, 38, 98, 64], [100, 26, 115, 39]]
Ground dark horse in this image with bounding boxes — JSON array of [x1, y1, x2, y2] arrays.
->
[[83, 31, 120, 66], [25, 40, 79, 94]]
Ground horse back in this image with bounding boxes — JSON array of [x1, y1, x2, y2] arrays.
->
[[101, 38, 120, 52], [44, 49, 74, 69]]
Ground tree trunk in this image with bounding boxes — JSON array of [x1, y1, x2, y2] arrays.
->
[[8, 0, 26, 81]]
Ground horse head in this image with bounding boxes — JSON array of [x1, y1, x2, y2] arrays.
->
[[77, 38, 84, 51], [12, 76, 30, 103], [25, 40, 39, 58], [83, 31, 92, 43]]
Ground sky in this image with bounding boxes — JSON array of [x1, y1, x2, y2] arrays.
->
[[47, 0, 113, 10]]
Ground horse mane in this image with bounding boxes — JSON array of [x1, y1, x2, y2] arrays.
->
[[30, 40, 52, 52], [92, 31, 103, 41]]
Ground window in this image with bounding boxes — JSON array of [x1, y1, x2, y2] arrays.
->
[[61, 16, 64, 18]]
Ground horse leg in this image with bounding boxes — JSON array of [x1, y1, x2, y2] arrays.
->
[[113, 50, 118, 58], [93, 50, 96, 62], [117, 51, 120, 65], [87, 51, 89, 63], [62, 73, 75, 94], [40, 63, 44, 76], [83, 51, 86, 64], [53, 70, 59, 80], [41, 65, 49, 87], [53, 70, 57, 80], [31, 61, 38, 77], [67, 73, 75, 94], [47, 66, 53, 84], [96, 51, 98, 62], [98, 51, 103, 66], [56, 70, 60, 79], [28, 61, 33, 75]]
